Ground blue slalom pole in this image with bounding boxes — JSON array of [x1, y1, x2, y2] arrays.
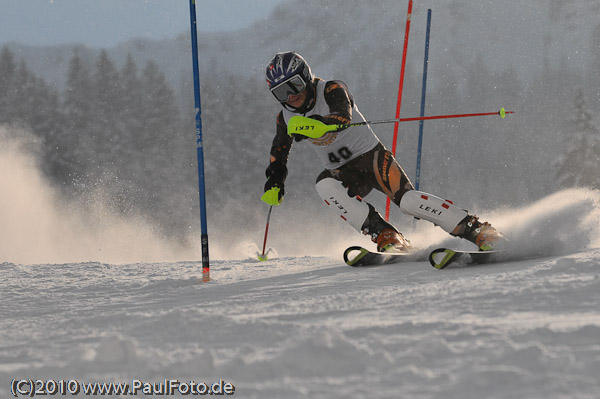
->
[[189, 0, 210, 282], [415, 9, 432, 191]]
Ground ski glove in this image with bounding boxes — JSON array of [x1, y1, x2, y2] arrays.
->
[[262, 160, 287, 205], [293, 133, 308, 142]]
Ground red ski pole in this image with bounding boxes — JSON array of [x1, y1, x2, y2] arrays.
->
[[258, 206, 273, 261], [287, 109, 514, 138]]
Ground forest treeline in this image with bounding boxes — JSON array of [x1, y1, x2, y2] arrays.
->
[[1, 42, 598, 241], [0, 45, 275, 240], [0, 46, 197, 238]]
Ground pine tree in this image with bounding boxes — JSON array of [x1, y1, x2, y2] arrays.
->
[[64, 50, 92, 132], [139, 60, 180, 146], [556, 89, 600, 189], [34, 78, 71, 184], [0, 46, 18, 123], [127, 60, 182, 225], [0, 48, 68, 184], [63, 48, 93, 181], [11, 61, 68, 183], [119, 54, 144, 153], [138, 59, 180, 174], [92, 49, 123, 163]]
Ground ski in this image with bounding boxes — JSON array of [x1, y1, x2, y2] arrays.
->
[[343, 246, 419, 267], [345, 246, 506, 268], [429, 248, 503, 269]]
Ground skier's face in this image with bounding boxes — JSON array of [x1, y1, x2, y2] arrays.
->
[[286, 89, 308, 109]]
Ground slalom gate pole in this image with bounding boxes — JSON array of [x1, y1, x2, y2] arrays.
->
[[189, 0, 210, 283], [415, 9, 432, 191], [386, 0, 413, 221], [257, 206, 273, 261]]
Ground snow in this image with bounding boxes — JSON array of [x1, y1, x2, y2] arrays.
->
[[2, 188, 600, 398], [2, 0, 600, 390]]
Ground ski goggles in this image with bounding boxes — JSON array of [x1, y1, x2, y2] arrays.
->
[[270, 75, 306, 102]]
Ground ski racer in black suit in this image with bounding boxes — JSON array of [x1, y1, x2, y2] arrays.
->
[[262, 51, 504, 253]]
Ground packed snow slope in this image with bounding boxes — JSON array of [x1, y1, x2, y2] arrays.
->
[[2, 188, 600, 399]]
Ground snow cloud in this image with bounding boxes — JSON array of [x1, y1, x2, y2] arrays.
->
[[0, 125, 196, 264]]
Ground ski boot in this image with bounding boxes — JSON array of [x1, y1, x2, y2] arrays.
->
[[362, 204, 412, 253], [374, 228, 412, 253], [452, 215, 506, 251]]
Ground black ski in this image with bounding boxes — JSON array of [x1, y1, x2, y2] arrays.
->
[[429, 248, 503, 269], [343, 246, 419, 267]]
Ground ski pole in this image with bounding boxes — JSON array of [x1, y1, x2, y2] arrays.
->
[[287, 108, 514, 138], [357, 109, 513, 127], [257, 206, 273, 261]]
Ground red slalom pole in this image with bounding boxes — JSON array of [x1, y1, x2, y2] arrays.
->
[[386, 0, 413, 221]]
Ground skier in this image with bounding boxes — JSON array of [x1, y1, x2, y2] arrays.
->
[[261, 51, 504, 253]]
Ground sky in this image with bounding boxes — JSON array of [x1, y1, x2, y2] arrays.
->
[[1, 0, 288, 48]]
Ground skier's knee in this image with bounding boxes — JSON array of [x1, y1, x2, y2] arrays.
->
[[316, 169, 336, 184], [315, 178, 369, 232], [399, 190, 468, 233]]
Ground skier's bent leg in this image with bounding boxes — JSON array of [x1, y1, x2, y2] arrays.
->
[[315, 177, 369, 231], [399, 191, 467, 233], [315, 178, 411, 252], [372, 147, 414, 204], [399, 190, 505, 250]]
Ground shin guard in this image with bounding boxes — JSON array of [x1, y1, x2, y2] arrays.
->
[[399, 190, 468, 233], [316, 178, 369, 232]]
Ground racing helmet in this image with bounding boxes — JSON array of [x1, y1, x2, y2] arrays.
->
[[265, 51, 314, 110]]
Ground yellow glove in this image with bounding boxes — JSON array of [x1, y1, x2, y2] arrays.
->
[[261, 187, 283, 206]]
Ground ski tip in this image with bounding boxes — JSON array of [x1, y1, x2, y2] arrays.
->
[[343, 246, 369, 266], [429, 248, 456, 269]]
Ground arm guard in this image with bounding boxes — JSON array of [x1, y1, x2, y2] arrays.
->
[[269, 111, 293, 163], [322, 80, 353, 127]]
